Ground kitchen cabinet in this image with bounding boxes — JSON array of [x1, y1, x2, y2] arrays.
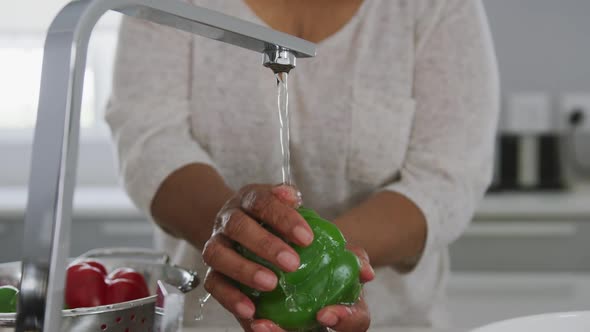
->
[[448, 272, 590, 328], [448, 188, 590, 328], [450, 220, 590, 271], [451, 188, 590, 272]]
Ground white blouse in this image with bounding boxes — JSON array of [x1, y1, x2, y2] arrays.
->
[[107, 0, 499, 328]]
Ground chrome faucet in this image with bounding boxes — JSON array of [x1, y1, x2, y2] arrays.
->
[[16, 0, 315, 330]]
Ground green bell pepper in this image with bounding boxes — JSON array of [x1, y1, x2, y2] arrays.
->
[[238, 207, 362, 331], [0, 285, 19, 313]]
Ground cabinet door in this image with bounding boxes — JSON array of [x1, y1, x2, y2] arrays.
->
[[450, 221, 590, 271], [448, 272, 590, 328]]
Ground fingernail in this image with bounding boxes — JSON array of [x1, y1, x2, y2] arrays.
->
[[368, 264, 376, 278], [254, 270, 277, 290], [293, 225, 314, 245], [277, 251, 300, 271], [235, 301, 254, 318], [318, 310, 339, 326], [272, 185, 292, 199], [272, 185, 302, 207], [251, 322, 271, 332]]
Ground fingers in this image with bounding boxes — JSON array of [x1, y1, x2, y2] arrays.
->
[[203, 235, 278, 291], [237, 318, 287, 332], [346, 245, 375, 283], [219, 209, 300, 272], [317, 296, 370, 332], [250, 319, 286, 332], [203, 183, 311, 328], [203, 270, 255, 320], [239, 185, 314, 247]]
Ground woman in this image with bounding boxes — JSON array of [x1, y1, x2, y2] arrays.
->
[[107, 0, 499, 330]]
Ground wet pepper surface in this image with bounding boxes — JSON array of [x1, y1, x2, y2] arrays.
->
[[239, 207, 361, 331]]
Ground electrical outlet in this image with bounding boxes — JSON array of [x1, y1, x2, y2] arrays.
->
[[503, 92, 553, 134], [560, 93, 590, 132]]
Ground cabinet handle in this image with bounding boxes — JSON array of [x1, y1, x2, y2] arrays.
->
[[100, 222, 153, 236], [450, 275, 577, 296], [465, 222, 577, 238]]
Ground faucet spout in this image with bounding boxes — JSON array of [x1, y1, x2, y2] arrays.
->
[[263, 48, 297, 73]]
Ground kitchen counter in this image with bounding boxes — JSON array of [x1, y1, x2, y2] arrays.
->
[[477, 185, 590, 220], [0, 187, 140, 219], [1, 185, 589, 220]]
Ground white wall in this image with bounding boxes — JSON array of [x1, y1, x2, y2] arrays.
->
[[484, 0, 590, 93]]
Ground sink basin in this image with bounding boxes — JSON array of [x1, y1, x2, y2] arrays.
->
[[472, 311, 590, 332]]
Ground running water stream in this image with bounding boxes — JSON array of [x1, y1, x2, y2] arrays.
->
[[275, 71, 304, 312], [276, 71, 293, 186]]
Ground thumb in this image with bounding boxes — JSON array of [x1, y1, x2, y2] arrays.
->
[[317, 295, 370, 332]]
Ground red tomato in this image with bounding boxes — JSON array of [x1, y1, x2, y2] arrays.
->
[[84, 261, 107, 276], [104, 279, 146, 305], [65, 264, 107, 308], [65, 262, 150, 308], [108, 268, 150, 298]]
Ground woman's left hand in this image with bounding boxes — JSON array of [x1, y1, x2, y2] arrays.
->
[[241, 245, 375, 332]]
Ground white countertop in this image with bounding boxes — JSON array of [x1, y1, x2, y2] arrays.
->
[[0, 185, 589, 220], [476, 185, 590, 220], [0, 187, 141, 219]]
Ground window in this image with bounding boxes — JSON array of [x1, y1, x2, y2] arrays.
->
[[0, 40, 96, 129], [0, 3, 122, 187]]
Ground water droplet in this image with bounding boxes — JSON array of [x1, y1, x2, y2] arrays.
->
[[193, 292, 211, 321]]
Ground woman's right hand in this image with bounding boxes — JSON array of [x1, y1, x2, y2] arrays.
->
[[202, 184, 314, 321]]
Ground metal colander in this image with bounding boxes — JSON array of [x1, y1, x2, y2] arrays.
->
[[0, 248, 199, 332]]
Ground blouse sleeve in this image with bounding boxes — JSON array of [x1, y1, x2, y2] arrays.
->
[[106, 15, 216, 214], [383, 0, 500, 266]]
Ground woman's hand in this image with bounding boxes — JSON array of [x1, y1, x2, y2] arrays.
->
[[244, 245, 375, 332], [202, 184, 313, 320]]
